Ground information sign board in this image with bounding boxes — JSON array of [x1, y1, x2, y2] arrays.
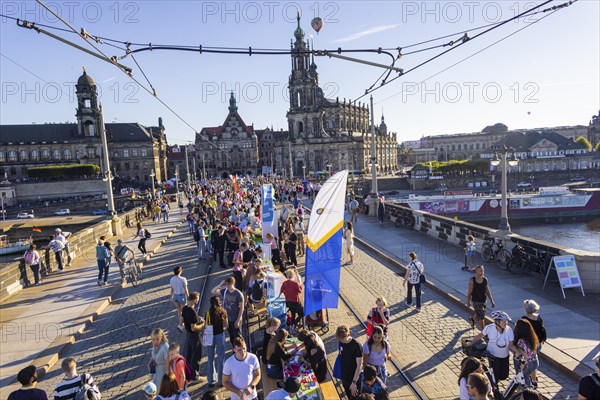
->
[[543, 255, 585, 299]]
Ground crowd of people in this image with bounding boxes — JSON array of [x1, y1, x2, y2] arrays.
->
[[8, 175, 598, 400]]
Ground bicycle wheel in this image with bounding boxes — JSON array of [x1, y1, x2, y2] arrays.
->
[[503, 380, 520, 400], [482, 244, 493, 262], [508, 256, 527, 274], [496, 249, 511, 270], [134, 261, 143, 281], [128, 268, 139, 287]]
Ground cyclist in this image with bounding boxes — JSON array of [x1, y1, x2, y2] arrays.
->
[[471, 311, 514, 384], [115, 239, 135, 285]]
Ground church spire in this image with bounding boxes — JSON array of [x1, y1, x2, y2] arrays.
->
[[294, 9, 304, 42]]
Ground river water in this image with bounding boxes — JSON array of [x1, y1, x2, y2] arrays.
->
[[511, 220, 600, 253]]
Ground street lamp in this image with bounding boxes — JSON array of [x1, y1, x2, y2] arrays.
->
[[326, 163, 332, 178], [302, 165, 306, 180], [174, 166, 181, 204], [490, 146, 519, 232], [149, 170, 156, 197]]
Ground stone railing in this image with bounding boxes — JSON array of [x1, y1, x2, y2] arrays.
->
[[0, 208, 150, 303], [385, 202, 600, 293]]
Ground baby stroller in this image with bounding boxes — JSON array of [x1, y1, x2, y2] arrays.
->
[[305, 309, 329, 333]]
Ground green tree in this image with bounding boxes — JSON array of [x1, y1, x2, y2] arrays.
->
[[28, 164, 100, 179], [596, 141, 600, 151], [575, 135, 592, 151]]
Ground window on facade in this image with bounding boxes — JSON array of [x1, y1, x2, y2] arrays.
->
[[134, 163, 139, 170], [143, 161, 148, 169], [87, 148, 95, 158], [84, 99, 91, 108], [123, 149, 129, 157], [19, 150, 28, 161], [64, 149, 72, 160], [52, 149, 61, 160], [457, 144, 462, 150], [8, 151, 17, 162], [41, 149, 50, 160], [0, 152, 5, 162], [141, 149, 147, 157], [124, 163, 130, 170], [132, 149, 138, 157], [222, 161, 227, 168]]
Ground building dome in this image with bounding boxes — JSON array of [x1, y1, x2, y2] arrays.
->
[[77, 68, 95, 86]]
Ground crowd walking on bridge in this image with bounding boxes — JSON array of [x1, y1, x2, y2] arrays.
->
[[8, 175, 597, 400]]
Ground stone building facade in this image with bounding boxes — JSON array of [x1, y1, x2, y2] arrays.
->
[[403, 123, 589, 162], [276, 14, 397, 177], [195, 93, 259, 178], [0, 69, 168, 185]]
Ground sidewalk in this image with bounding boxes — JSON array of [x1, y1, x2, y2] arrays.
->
[[301, 198, 599, 379], [0, 206, 184, 396], [347, 207, 599, 379]]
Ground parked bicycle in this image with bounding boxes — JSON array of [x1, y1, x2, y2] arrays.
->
[[125, 258, 142, 287], [481, 237, 512, 270], [508, 245, 551, 277], [462, 337, 527, 400]]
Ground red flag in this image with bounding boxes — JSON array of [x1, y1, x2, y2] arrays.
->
[[32, 227, 42, 232]]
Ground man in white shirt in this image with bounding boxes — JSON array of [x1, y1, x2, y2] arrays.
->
[[55, 228, 73, 266], [222, 337, 261, 400], [170, 266, 189, 332]]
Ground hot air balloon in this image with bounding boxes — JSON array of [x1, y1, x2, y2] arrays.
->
[[311, 17, 324, 33]]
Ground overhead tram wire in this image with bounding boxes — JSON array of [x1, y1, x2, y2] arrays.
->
[[379, 9, 563, 105], [30, 0, 217, 150], [350, 0, 561, 104]]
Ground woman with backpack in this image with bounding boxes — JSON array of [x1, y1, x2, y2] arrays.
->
[[403, 252, 424, 311], [509, 318, 540, 389], [133, 222, 148, 256], [521, 299, 546, 385], [23, 244, 42, 286]]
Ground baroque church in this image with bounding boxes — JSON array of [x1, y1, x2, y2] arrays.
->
[[0, 69, 168, 185], [192, 14, 397, 179]]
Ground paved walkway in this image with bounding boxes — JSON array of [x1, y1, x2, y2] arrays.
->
[[344, 206, 600, 377], [0, 206, 184, 398]]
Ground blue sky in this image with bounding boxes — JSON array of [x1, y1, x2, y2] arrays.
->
[[1, 0, 598, 144]]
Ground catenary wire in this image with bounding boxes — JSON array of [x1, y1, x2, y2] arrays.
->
[[378, 10, 562, 105], [351, 0, 560, 104]]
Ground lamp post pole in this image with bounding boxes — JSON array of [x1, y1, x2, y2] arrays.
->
[[99, 103, 121, 234], [302, 165, 306, 180], [369, 95, 378, 216], [326, 163, 332, 178], [185, 145, 191, 189], [149, 170, 156, 197], [1, 195, 5, 222], [491, 146, 518, 232], [174, 166, 180, 204]]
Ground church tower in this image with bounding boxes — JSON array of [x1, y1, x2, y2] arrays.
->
[[75, 67, 101, 137], [287, 12, 324, 140]]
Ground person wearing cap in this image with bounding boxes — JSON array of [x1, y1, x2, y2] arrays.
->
[[471, 311, 514, 383], [265, 377, 301, 400], [7, 365, 48, 400], [578, 354, 600, 400], [114, 239, 135, 284], [55, 228, 73, 266], [142, 382, 157, 399]]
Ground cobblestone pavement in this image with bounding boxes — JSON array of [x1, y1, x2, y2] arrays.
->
[[29, 226, 222, 400], [333, 244, 579, 399]]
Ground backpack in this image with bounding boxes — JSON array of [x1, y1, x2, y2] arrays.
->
[[251, 280, 266, 302], [193, 228, 200, 242], [176, 356, 195, 381], [144, 229, 152, 239], [74, 374, 101, 400], [24, 251, 36, 266]]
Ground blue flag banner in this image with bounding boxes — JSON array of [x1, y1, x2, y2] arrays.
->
[[261, 184, 277, 243], [304, 170, 348, 316]]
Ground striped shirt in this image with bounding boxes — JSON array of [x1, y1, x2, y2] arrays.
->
[[53, 373, 93, 400]]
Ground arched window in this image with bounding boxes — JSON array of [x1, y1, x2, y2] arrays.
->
[[8, 151, 18, 162], [0, 151, 5, 162], [298, 121, 304, 134], [64, 149, 72, 160], [84, 121, 95, 136], [19, 150, 28, 161], [451, 144, 456, 151], [87, 148, 95, 158], [457, 144, 462, 150], [52, 149, 61, 160], [31, 150, 39, 161], [41, 149, 50, 160], [476, 143, 480, 149], [296, 91, 301, 107]]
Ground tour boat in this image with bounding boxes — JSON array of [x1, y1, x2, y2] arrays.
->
[[392, 187, 600, 224], [0, 235, 33, 255]]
